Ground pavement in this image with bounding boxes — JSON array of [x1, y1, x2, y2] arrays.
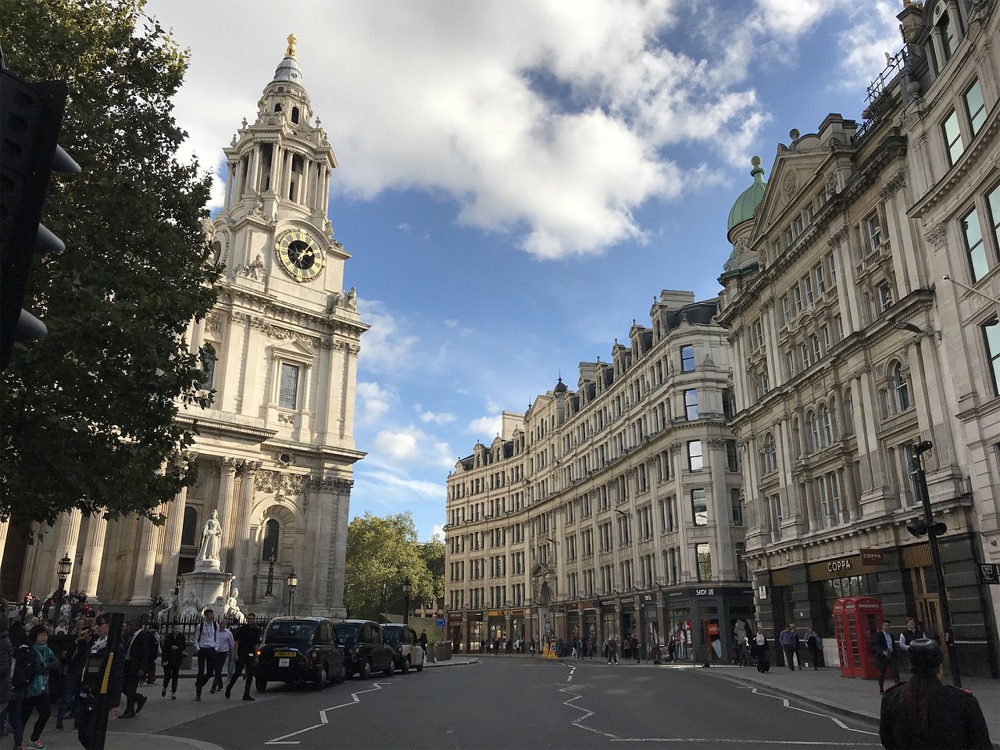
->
[[98, 655, 480, 750]]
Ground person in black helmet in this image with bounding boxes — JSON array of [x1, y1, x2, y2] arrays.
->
[[879, 638, 991, 749]]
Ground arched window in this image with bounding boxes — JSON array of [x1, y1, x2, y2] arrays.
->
[[764, 433, 777, 473], [274, 103, 282, 112], [199, 343, 217, 390], [291, 106, 300, 124], [892, 362, 910, 412], [808, 410, 820, 452], [181, 507, 198, 547], [261, 519, 280, 561], [820, 405, 832, 447]]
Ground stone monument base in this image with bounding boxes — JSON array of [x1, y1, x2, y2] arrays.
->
[[181, 569, 234, 617]]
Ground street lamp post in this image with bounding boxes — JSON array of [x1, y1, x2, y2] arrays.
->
[[56, 553, 72, 618], [264, 553, 276, 597], [402, 578, 411, 625], [909, 440, 962, 687], [286, 569, 298, 616]]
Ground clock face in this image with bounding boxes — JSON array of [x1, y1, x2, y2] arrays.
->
[[274, 229, 326, 282]]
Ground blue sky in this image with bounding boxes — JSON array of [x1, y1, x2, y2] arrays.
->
[[144, 0, 903, 542]]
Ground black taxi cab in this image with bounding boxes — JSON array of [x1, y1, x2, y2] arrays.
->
[[255, 616, 345, 691]]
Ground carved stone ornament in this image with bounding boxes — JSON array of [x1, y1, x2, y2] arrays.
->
[[204, 315, 222, 334], [254, 469, 306, 498], [880, 170, 907, 200], [924, 223, 947, 249], [308, 475, 355, 492], [784, 171, 798, 197]]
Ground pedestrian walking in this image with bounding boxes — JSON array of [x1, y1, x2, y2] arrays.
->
[[193, 608, 219, 701], [142, 624, 159, 686], [879, 638, 991, 748], [0, 607, 27, 750], [54, 620, 87, 730], [418, 630, 428, 655], [161, 624, 186, 699], [873, 619, 900, 695], [606, 638, 618, 665], [212, 620, 235, 693], [779, 625, 798, 670], [897, 616, 925, 674], [20, 623, 60, 749], [225, 614, 261, 701], [753, 630, 770, 673], [71, 614, 124, 750], [630, 633, 640, 664], [804, 627, 822, 670], [121, 618, 149, 718]]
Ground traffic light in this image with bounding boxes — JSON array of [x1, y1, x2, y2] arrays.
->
[[0, 68, 79, 370]]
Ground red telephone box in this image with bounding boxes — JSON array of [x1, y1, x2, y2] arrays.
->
[[833, 596, 884, 678]]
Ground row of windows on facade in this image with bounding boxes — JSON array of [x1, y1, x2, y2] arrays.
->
[[449, 384, 733, 503], [199, 348, 303, 411], [446, 542, 746, 610], [464, 342, 713, 474], [448, 489, 745, 564], [448, 437, 739, 529]]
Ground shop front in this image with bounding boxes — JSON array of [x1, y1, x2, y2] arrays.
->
[[487, 608, 505, 647], [639, 593, 658, 659], [447, 612, 464, 653], [583, 606, 598, 652], [510, 608, 526, 650], [620, 597, 636, 645], [468, 610, 484, 652], [599, 599, 617, 645], [659, 585, 754, 664]]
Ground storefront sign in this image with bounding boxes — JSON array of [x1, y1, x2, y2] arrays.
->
[[447, 613, 464, 623], [511, 608, 526, 616], [470, 610, 484, 621], [860, 548, 885, 566], [690, 588, 715, 597], [487, 609, 504, 617], [640, 593, 654, 603], [978, 563, 1000, 585], [707, 623, 719, 635]]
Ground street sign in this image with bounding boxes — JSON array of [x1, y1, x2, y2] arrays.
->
[[435, 618, 446, 627], [977, 563, 1000, 585]]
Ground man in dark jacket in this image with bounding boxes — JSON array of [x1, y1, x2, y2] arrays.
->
[[873, 619, 900, 695], [72, 614, 124, 750], [225, 613, 262, 701], [161, 625, 186, 699], [120, 619, 149, 717]]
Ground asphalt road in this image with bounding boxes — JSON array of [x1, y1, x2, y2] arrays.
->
[[166, 659, 883, 749]]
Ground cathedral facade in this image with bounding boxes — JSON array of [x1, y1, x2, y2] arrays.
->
[[3, 38, 367, 617]]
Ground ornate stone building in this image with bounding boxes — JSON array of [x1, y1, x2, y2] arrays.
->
[[444, 292, 751, 662], [716, 0, 999, 677], [2, 38, 368, 616]]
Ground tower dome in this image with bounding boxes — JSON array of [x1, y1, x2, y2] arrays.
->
[[726, 156, 767, 241]]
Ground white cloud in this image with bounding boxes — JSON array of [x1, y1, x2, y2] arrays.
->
[[418, 409, 457, 425], [431, 524, 446, 541], [467, 414, 503, 439], [371, 426, 455, 468], [355, 299, 420, 373], [356, 381, 396, 426], [836, 3, 904, 92], [146, 0, 797, 260]]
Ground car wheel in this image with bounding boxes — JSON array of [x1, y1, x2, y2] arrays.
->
[[384, 658, 394, 677], [401, 656, 409, 674], [359, 658, 372, 679], [255, 677, 267, 692]]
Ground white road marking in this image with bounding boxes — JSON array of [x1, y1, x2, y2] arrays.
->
[[264, 681, 392, 745], [743, 686, 878, 737]]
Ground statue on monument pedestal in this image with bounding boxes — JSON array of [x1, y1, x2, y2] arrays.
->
[[180, 589, 202, 620], [225, 587, 245, 624], [196, 509, 223, 568]]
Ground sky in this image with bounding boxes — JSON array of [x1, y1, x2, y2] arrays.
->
[[143, 0, 903, 543]]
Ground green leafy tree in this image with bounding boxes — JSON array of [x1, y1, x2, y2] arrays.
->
[[418, 535, 445, 609], [0, 0, 217, 527], [344, 513, 433, 620]]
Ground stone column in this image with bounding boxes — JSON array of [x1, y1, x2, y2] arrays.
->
[[327, 479, 352, 616], [0, 520, 9, 572], [78, 514, 108, 600], [231, 461, 260, 589], [216, 458, 239, 572], [161, 484, 188, 593], [57, 508, 83, 592], [129, 510, 162, 604], [308, 482, 328, 608]]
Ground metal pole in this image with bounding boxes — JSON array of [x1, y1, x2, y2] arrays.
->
[[404, 591, 409, 625], [912, 445, 962, 687]]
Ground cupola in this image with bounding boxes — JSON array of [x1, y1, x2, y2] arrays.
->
[[726, 155, 767, 243]]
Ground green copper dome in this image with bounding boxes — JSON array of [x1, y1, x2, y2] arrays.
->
[[727, 156, 767, 234]]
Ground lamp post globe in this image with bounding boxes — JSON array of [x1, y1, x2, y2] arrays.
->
[[286, 569, 298, 616], [56, 553, 72, 615]]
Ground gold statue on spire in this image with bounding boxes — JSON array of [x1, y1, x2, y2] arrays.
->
[[286, 33, 297, 58]]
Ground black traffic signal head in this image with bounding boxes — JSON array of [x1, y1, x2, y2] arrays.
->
[[906, 519, 928, 537], [0, 68, 79, 369]]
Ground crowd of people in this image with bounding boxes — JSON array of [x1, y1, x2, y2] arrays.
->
[[0, 593, 265, 750]]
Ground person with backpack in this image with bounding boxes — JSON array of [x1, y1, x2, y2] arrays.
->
[[0, 608, 27, 750], [20, 623, 60, 750], [193, 609, 219, 701], [804, 627, 822, 670]]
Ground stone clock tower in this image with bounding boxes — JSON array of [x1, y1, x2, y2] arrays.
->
[[4, 37, 368, 614]]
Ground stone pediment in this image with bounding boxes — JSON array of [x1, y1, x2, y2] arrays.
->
[[749, 150, 829, 247], [269, 336, 314, 361]]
